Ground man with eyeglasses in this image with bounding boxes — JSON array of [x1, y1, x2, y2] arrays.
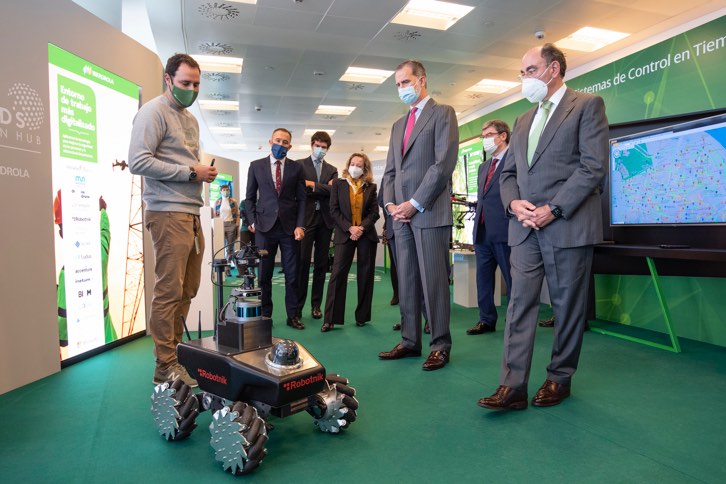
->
[[466, 120, 513, 336], [478, 43, 608, 411], [245, 128, 307, 330]]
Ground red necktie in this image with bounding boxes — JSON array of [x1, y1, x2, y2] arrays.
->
[[480, 159, 498, 224], [402, 107, 418, 154], [275, 160, 281, 194]]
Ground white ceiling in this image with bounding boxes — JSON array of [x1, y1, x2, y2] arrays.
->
[[76, 0, 724, 165]]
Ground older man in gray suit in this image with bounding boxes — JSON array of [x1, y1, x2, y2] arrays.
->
[[479, 44, 608, 409], [378, 59, 459, 371]]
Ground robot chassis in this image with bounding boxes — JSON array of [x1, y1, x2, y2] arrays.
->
[[150, 243, 359, 475]]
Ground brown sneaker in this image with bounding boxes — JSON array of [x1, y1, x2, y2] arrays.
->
[[153, 362, 198, 388]]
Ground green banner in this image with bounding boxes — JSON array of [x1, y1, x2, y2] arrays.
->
[[48, 43, 140, 99], [459, 15, 726, 139], [57, 74, 97, 162]]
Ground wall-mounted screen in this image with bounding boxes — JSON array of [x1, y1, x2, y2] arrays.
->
[[610, 113, 726, 226], [48, 44, 146, 361]]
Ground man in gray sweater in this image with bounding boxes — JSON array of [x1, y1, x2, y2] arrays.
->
[[129, 53, 217, 387]]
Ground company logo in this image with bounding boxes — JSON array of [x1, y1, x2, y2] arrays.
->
[[1, 82, 44, 151], [283, 373, 324, 392], [198, 368, 228, 385], [83, 65, 114, 85]]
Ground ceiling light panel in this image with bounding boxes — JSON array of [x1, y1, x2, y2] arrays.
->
[[220, 143, 248, 150], [315, 105, 356, 116], [391, 0, 475, 31], [466, 79, 520, 94], [192, 55, 244, 73], [199, 100, 240, 111], [555, 27, 629, 52], [340, 67, 395, 84], [303, 129, 336, 137]]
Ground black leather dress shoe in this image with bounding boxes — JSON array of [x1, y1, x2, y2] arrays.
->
[[286, 317, 305, 330], [320, 322, 333, 333], [532, 380, 570, 407], [466, 321, 496, 335], [390, 296, 399, 305], [392, 322, 401, 331], [423, 321, 430, 334], [378, 343, 421, 360], [311, 307, 322, 319], [422, 350, 449, 371], [356, 320, 366, 327], [538, 315, 555, 327], [478, 385, 528, 410]]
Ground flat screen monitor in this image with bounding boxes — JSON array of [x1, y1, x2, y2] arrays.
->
[[609, 112, 726, 226]]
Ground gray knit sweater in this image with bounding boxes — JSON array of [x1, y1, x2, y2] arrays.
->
[[128, 94, 202, 214]]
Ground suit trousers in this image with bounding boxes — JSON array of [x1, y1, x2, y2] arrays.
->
[[323, 237, 377, 324], [395, 223, 451, 352], [256, 220, 300, 320], [144, 211, 203, 368], [474, 231, 512, 326], [501, 230, 593, 391], [297, 210, 333, 311]]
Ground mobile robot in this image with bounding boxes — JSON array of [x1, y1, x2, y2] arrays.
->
[[150, 243, 359, 475]]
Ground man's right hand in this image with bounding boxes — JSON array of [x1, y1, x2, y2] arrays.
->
[[194, 164, 218, 183]]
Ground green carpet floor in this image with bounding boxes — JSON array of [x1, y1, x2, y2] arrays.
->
[[1, 267, 725, 483]]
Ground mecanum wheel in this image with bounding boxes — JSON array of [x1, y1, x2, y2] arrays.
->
[[307, 373, 359, 433], [150, 377, 200, 441], [209, 401, 268, 475]]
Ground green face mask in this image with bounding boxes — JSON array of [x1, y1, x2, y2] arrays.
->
[[171, 85, 198, 108]]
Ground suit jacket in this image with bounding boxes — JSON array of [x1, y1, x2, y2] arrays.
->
[[245, 156, 306, 234], [377, 183, 394, 240], [500, 87, 608, 248], [473, 151, 509, 244], [296, 155, 338, 229], [330, 178, 380, 244], [382, 98, 459, 229]]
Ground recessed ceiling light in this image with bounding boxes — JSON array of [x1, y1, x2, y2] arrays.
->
[[466, 79, 519, 94], [228, 0, 256, 4], [555, 27, 629, 52], [340, 67, 394, 84], [374, 146, 389, 152], [220, 143, 248, 150], [209, 127, 242, 134], [192, 54, 243, 74], [315, 105, 356, 116], [391, 0, 475, 31], [303, 129, 336, 137], [199, 100, 239, 111]]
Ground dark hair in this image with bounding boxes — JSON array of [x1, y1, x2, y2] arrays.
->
[[271, 127, 293, 139], [482, 119, 511, 143], [396, 59, 427, 78], [310, 131, 332, 148], [165, 53, 200, 78], [541, 43, 567, 77]]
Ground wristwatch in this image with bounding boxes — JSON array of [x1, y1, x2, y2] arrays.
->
[[549, 204, 563, 219], [189, 166, 197, 181]]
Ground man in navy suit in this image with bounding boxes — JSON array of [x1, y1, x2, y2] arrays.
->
[[296, 131, 338, 320], [245, 128, 307, 329], [467, 120, 513, 335]]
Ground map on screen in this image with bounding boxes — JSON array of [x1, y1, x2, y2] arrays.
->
[[610, 114, 726, 225]]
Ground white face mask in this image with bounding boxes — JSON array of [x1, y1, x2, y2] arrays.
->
[[313, 146, 327, 159], [521, 63, 553, 103], [348, 166, 363, 179], [221, 190, 229, 199], [482, 136, 499, 155]]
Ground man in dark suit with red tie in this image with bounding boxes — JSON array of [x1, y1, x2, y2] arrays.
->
[[245, 128, 307, 329], [466, 120, 513, 336]]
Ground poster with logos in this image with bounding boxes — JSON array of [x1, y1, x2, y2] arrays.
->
[[452, 137, 483, 246], [48, 44, 146, 360]]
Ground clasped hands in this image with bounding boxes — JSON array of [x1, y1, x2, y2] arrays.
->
[[348, 225, 364, 241], [509, 199, 555, 230], [387, 201, 418, 223]]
